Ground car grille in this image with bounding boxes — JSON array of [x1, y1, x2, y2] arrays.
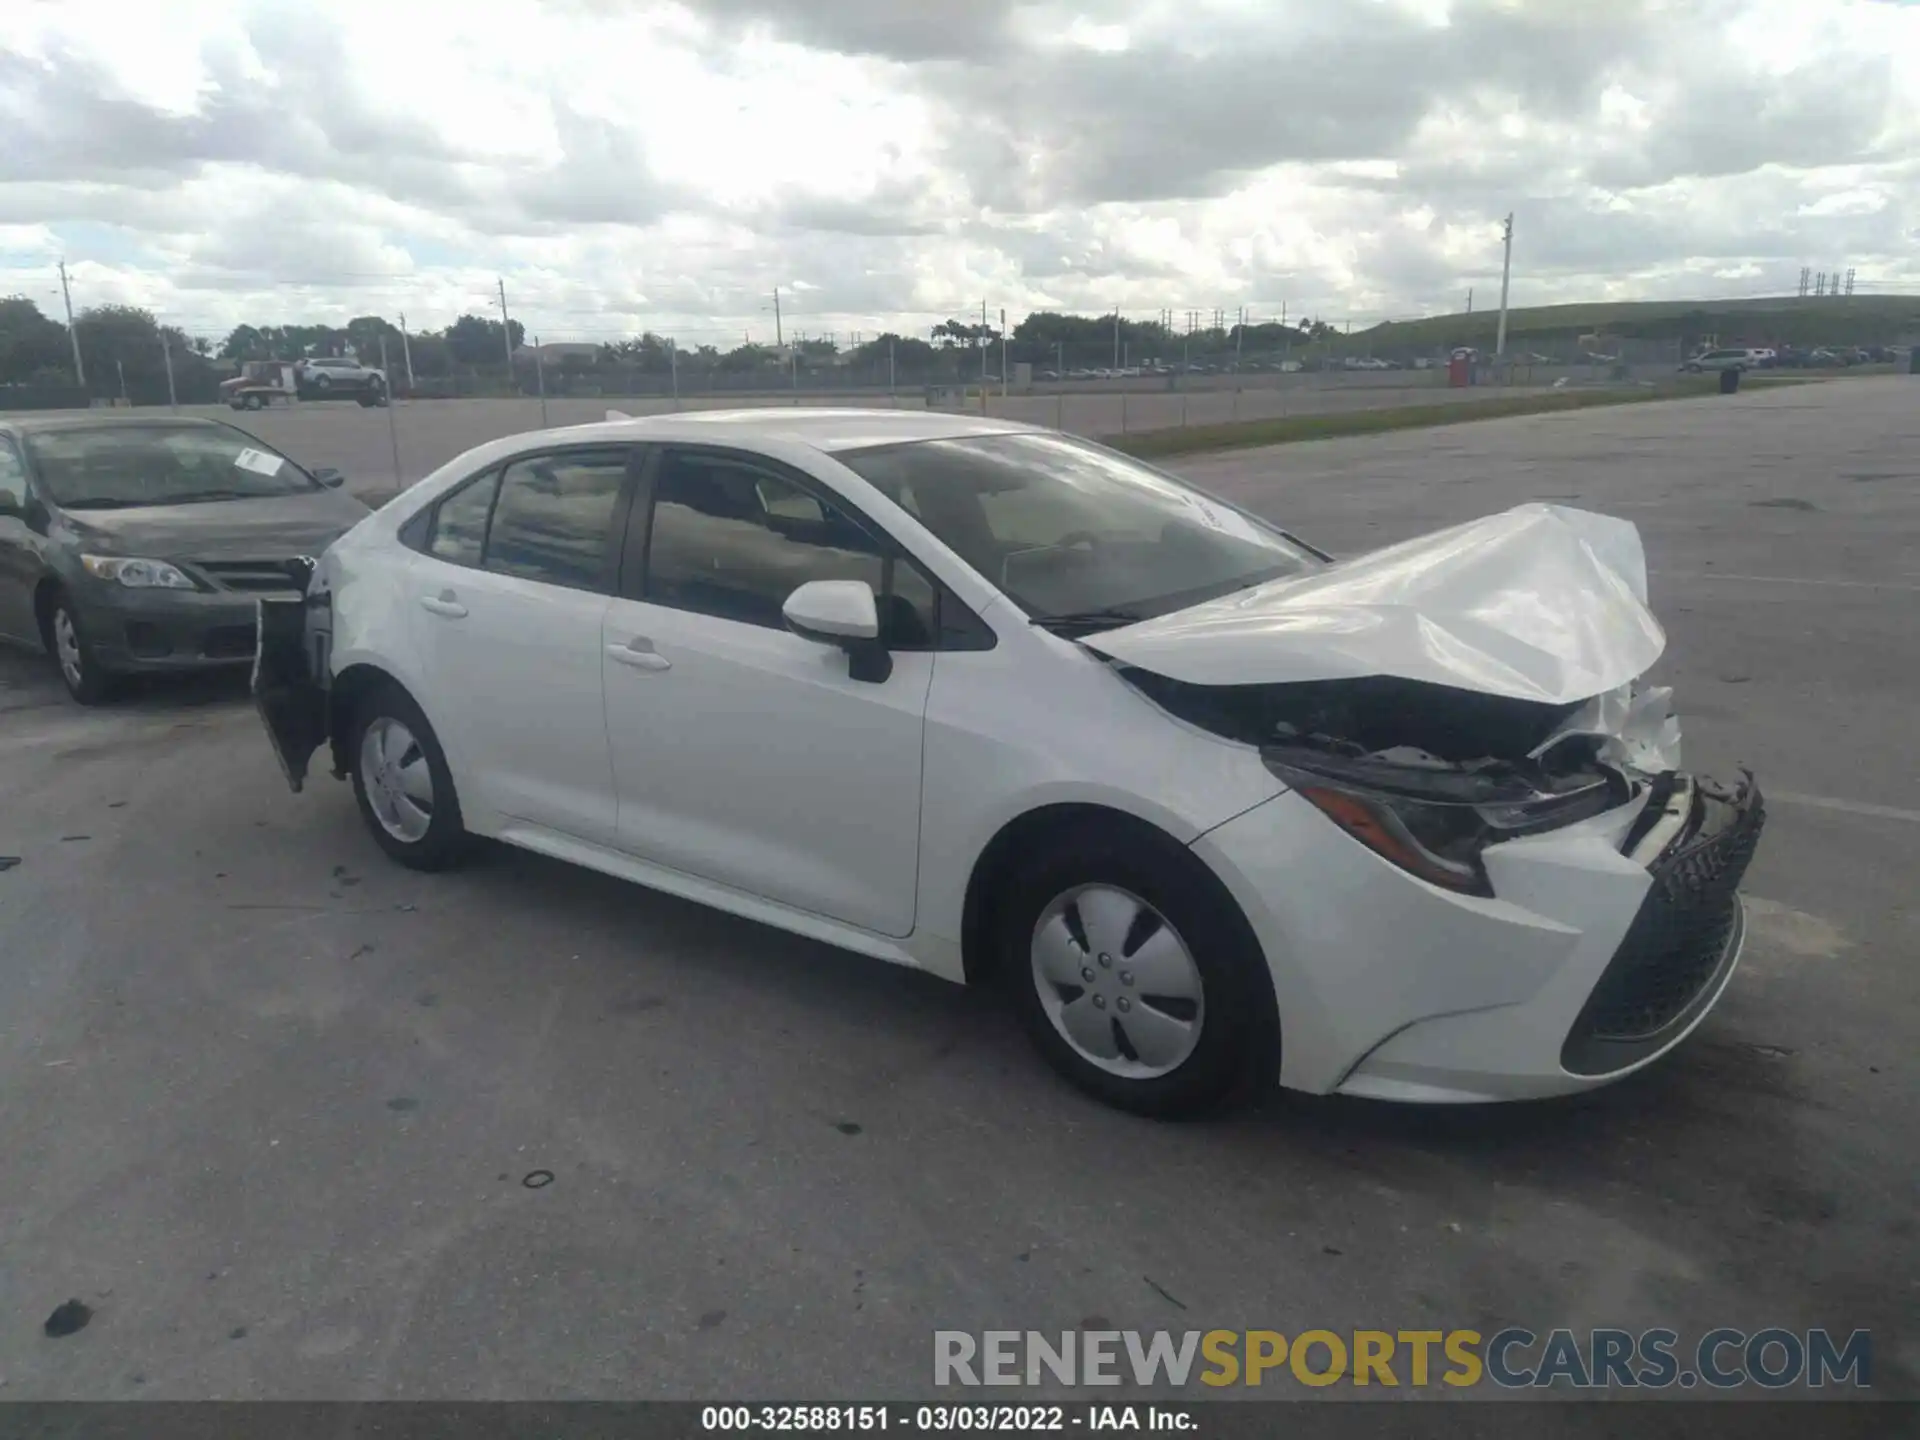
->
[[1561, 774, 1765, 1076], [194, 559, 308, 594]]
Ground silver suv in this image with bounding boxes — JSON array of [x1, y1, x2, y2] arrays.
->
[[297, 357, 389, 405]]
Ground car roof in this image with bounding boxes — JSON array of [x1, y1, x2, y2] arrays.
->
[[518, 406, 1045, 455], [0, 413, 224, 437]]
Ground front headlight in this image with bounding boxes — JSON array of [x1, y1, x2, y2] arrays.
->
[[80, 555, 199, 590], [1264, 746, 1628, 895]]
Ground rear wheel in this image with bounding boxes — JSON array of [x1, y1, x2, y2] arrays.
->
[[47, 593, 116, 705], [348, 685, 471, 871], [998, 825, 1275, 1117], [244, 392, 265, 411]]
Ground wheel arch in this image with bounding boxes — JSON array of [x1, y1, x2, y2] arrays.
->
[[326, 661, 413, 778], [960, 802, 1256, 987], [32, 576, 63, 650]]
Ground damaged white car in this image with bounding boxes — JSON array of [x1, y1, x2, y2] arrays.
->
[[254, 410, 1764, 1116]]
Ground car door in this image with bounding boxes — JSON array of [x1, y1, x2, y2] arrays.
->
[[600, 445, 941, 938], [404, 444, 637, 846], [0, 435, 36, 644]]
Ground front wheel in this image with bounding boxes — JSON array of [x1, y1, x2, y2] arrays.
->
[[348, 685, 472, 870], [998, 827, 1276, 1118], [48, 594, 116, 705]]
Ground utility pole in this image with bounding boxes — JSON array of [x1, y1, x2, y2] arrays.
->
[[999, 308, 1008, 396], [1493, 213, 1514, 358], [772, 287, 783, 347], [1466, 288, 1473, 315], [161, 331, 178, 412], [496, 278, 517, 386], [532, 334, 549, 427], [981, 299, 989, 382], [58, 258, 86, 387], [1845, 267, 1856, 297], [1112, 310, 1121, 372], [397, 311, 416, 387], [1235, 305, 1245, 369]]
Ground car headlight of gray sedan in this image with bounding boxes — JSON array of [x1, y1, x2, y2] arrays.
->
[[79, 555, 199, 590]]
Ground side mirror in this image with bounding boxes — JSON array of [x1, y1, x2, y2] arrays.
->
[[314, 467, 346, 489], [782, 579, 892, 683]]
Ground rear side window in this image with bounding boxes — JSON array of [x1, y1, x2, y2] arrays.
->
[[0, 436, 26, 510], [425, 470, 500, 566], [483, 449, 630, 591]]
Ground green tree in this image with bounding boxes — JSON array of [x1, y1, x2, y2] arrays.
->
[[345, 315, 403, 362], [445, 313, 525, 366], [74, 304, 165, 386], [0, 296, 74, 382]]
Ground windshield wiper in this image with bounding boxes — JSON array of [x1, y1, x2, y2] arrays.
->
[[1029, 607, 1144, 636], [58, 497, 152, 510], [162, 489, 252, 504]]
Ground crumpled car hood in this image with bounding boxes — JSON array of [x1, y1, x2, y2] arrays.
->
[[1083, 503, 1666, 704]]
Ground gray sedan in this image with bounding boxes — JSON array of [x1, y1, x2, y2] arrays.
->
[[0, 414, 370, 703]]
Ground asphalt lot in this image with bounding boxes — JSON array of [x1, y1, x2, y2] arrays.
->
[[0, 378, 1914, 1403]]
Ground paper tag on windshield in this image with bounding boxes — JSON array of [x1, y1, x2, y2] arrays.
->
[[234, 447, 283, 476]]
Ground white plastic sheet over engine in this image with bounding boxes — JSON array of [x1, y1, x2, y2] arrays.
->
[[1084, 503, 1667, 704]]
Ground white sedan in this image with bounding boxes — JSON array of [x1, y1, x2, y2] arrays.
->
[[254, 409, 1764, 1115]]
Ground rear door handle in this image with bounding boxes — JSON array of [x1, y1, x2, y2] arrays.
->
[[607, 637, 671, 671], [419, 591, 467, 619]]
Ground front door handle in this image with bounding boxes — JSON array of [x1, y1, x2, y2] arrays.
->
[[419, 590, 467, 618], [607, 638, 671, 671]]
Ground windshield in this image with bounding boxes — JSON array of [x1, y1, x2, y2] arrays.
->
[[834, 431, 1318, 623], [26, 424, 319, 509]]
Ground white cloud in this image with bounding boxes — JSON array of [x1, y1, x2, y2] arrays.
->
[[2, 0, 1917, 347]]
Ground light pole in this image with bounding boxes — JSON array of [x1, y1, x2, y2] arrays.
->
[[1494, 214, 1514, 359], [59, 259, 86, 387]]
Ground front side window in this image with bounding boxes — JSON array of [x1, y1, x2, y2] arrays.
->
[[482, 449, 631, 591], [642, 449, 935, 647], [24, 423, 318, 509], [835, 431, 1317, 625]]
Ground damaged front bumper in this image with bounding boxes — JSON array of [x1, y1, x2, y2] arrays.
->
[[252, 562, 335, 793], [1191, 767, 1766, 1103]]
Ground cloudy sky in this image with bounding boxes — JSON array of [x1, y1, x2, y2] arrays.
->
[[2, 0, 1917, 348]]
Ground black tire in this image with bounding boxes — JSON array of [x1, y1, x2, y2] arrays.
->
[[313, 373, 332, 391], [347, 683, 472, 871], [244, 392, 265, 411], [996, 822, 1277, 1118], [45, 592, 117, 706]]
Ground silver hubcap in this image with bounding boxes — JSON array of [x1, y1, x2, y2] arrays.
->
[[1030, 884, 1204, 1080], [53, 609, 84, 687], [360, 716, 436, 843]]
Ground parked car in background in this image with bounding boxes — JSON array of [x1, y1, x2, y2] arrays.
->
[[297, 357, 389, 405], [0, 416, 370, 703], [1681, 348, 1754, 373], [251, 408, 1764, 1117]]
